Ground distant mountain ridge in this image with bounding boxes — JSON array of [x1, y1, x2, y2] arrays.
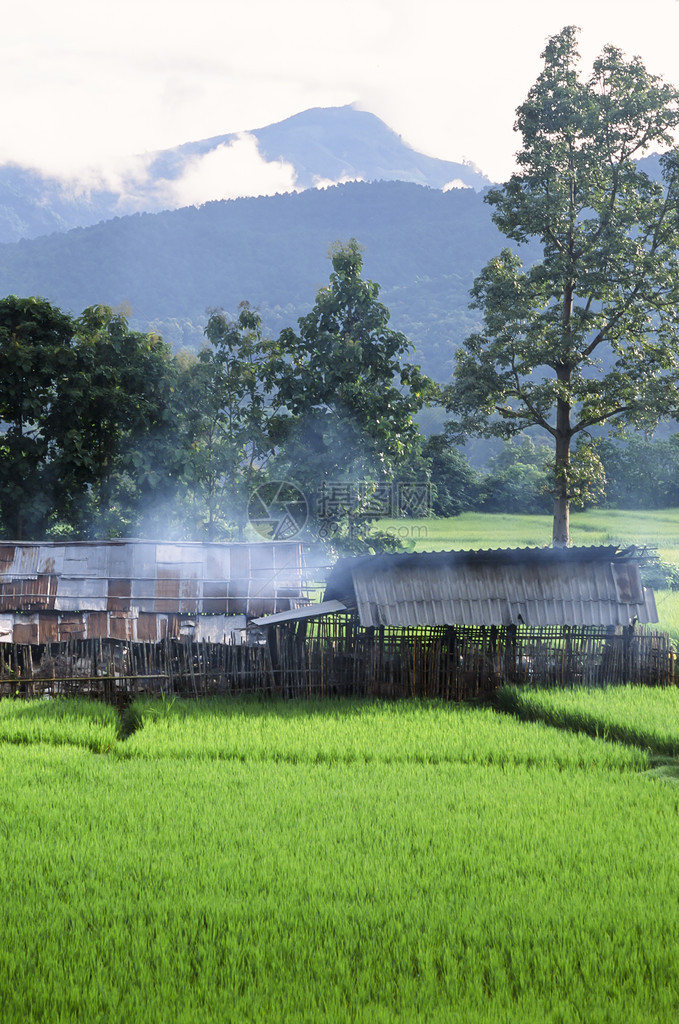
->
[[0, 179, 514, 380], [167, 106, 491, 192], [0, 105, 492, 244]]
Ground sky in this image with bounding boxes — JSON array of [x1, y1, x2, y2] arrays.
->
[[4, 0, 679, 197]]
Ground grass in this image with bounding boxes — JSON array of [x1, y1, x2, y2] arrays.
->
[[2, 693, 679, 1022], [497, 683, 679, 757], [377, 507, 679, 561], [0, 696, 120, 752], [116, 695, 646, 771]]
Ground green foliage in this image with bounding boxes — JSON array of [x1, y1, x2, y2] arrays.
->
[[597, 433, 679, 510], [177, 303, 285, 540], [0, 295, 77, 538], [64, 305, 180, 538], [446, 26, 679, 545], [0, 244, 433, 545], [422, 435, 480, 516], [638, 552, 679, 591], [275, 239, 435, 550], [0, 298, 180, 541], [479, 435, 552, 514]]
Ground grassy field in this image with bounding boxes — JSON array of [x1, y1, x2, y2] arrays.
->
[[377, 508, 679, 561], [2, 695, 679, 1023], [377, 508, 679, 640], [497, 683, 679, 759]]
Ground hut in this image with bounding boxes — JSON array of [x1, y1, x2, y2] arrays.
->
[[250, 546, 673, 695], [322, 545, 658, 628], [0, 538, 307, 645], [0, 539, 313, 700]]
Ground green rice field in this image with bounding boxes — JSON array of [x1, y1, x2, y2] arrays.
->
[[377, 507, 679, 561], [2, 694, 679, 1023], [497, 682, 679, 759]]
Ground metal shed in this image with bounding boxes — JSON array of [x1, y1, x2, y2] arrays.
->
[[323, 546, 657, 628], [0, 539, 307, 644]]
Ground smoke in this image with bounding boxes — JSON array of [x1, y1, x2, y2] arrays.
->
[[443, 179, 472, 191]]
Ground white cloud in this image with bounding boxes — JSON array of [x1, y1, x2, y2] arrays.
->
[[53, 153, 156, 202], [443, 179, 472, 192], [2, 0, 679, 186], [312, 174, 365, 190], [160, 134, 300, 207]]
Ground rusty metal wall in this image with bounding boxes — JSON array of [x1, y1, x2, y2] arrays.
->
[[0, 540, 306, 643]]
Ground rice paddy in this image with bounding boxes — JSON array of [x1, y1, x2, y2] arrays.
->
[[116, 695, 646, 771], [2, 693, 679, 1022], [377, 508, 679, 562], [497, 683, 679, 758], [0, 695, 120, 752]]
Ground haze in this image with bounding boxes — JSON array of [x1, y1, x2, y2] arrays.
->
[[4, 0, 679, 189]]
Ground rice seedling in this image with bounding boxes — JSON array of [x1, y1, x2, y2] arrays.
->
[[0, 742, 678, 1023], [2, 691, 679, 1021], [0, 696, 120, 753], [115, 696, 646, 772], [496, 684, 679, 757]]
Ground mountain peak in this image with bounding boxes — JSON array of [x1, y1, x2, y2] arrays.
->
[[0, 105, 492, 243]]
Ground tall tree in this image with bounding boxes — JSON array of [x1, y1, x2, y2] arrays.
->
[[276, 240, 434, 548], [0, 295, 77, 538], [180, 303, 285, 540], [445, 27, 679, 545], [62, 305, 179, 537]]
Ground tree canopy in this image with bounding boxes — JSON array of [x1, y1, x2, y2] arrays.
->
[[276, 239, 435, 548], [445, 26, 679, 545], [0, 245, 435, 551]]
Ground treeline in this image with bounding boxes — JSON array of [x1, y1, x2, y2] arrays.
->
[[2, 238, 675, 551], [0, 242, 434, 550], [430, 434, 679, 517]]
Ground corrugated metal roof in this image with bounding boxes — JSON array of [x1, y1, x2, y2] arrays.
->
[[250, 600, 348, 626], [324, 547, 657, 627]]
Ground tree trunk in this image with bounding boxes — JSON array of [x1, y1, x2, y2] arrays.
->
[[552, 484, 570, 547], [552, 394, 571, 547]]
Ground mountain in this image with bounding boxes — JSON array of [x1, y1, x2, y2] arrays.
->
[[0, 106, 492, 244], [0, 179, 518, 381], [161, 106, 492, 192]]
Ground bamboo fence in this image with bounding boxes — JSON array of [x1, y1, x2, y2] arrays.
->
[[0, 616, 674, 702]]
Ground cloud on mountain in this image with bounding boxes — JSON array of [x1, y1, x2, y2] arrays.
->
[[160, 134, 301, 207]]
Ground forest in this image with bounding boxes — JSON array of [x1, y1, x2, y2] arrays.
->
[[2, 239, 677, 551], [0, 180, 525, 381]]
